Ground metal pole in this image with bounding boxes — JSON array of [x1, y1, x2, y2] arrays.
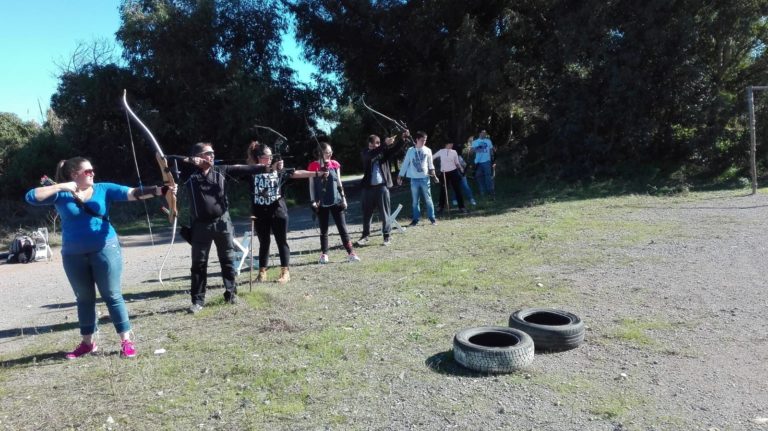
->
[[748, 86, 758, 194]]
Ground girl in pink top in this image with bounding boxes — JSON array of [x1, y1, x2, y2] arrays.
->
[[432, 142, 467, 212], [307, 142, 360, 264]]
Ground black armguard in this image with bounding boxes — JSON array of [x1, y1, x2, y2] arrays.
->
[[132, 185, 168, 200]]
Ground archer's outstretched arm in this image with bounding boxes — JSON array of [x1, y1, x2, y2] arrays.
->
[[127, 184, 177, 201], [291, 169, 328, 179]]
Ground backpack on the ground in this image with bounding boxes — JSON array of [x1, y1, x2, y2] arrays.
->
[[8, 235, 36, 264]]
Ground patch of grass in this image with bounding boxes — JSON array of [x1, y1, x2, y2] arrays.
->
[[241, 291, 271, 309], [609, 317, 673, 346], [589, 393, 648, 419], [538, 374, 595, 395]]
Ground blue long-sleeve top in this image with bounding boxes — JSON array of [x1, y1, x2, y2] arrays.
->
[[25, 183, 129, 255]]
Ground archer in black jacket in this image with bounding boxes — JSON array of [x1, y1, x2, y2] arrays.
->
[[357, 131, 409, 245], [181, 142, 266, 312]]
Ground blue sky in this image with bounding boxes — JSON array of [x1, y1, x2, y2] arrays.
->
[[0, 1, 315, 123]]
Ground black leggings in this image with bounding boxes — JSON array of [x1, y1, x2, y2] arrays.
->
[[438, 169, 465, 210], [255, 214, 290, 268], [318, 205, 353, 254]]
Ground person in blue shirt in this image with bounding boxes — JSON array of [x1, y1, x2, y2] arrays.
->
[[470, 129, 496, 199], [25, 156, 175, 359]]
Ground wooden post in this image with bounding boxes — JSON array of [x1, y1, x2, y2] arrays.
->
[[443, 171, 450, 216], [748, 86, 757, 195], [747, 86, 768, 194], [249, 216, 255, 292]]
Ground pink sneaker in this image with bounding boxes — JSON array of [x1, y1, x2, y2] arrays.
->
[[65, 341, 97, 359], [120, 339, 137, 358]]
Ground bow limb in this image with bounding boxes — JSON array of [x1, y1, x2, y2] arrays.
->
[[253, 125, 288, 142], [253, 124, 288, 159], [122, 90, 178, 224], [359, 96, 408, 132], [122, 89, 178, 286], [122, 90, 166, 157]]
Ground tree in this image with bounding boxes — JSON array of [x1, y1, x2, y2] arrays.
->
[[0, 113, 40, 178], [533, 0, 768, 177], [292, 0, 768, 179], [290, 0, 540, 150], [0, 112, 71, 199], [116, 0, 320, 165], [51, 63, 140, 181]]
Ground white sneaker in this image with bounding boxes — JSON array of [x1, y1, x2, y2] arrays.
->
[[470, 199, 477, 206], [319, 253, 329, 264], [356, 236, 369, 246], [347, 253, 361, 262], [382, 238, 391, 246], [451, 200, 458, 206]]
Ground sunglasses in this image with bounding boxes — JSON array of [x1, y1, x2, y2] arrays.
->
[[81, 169, 95, 176]]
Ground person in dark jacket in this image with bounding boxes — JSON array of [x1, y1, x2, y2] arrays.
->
[[357, 131, 409, 246], [181, 142, 266, 313]]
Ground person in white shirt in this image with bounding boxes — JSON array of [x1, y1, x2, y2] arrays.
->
[[432, 142, 466, 213], [397, 131, 438, 226]]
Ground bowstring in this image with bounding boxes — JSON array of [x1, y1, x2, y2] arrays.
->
[[124, 109, 155, 246]]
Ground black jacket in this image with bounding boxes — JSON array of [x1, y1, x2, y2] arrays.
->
[[360, 138, 407, 188], [182, 164, 262, 223]]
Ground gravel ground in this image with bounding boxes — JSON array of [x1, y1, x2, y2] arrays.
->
[[535, 192, 768, 430], [2, 190, 768, 430]]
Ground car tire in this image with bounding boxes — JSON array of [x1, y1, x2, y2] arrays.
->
[[508, 308, 585, 351], [452, 326, 534, 373]]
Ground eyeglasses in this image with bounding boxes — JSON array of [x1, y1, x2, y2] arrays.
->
[[198, 151, 215, 157], [81, 169, 95, 176]]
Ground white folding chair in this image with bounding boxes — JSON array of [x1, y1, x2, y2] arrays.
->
[[233, 231, 251, 275], [33, 227, 53, 261], [388, 203, 406, 233]]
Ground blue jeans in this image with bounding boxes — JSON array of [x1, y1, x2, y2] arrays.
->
[[475, 162, 495, 196], [453, 175, 475, 202], [62, 238, 130, 336], [409, 177, 436, 222]]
